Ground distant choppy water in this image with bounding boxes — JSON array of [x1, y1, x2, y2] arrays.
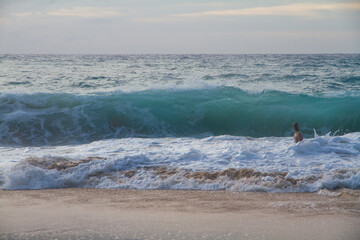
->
[[0, 54, 360, 192]]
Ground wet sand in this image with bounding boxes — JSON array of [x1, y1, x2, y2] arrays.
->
[[1, 189, 360, 240]]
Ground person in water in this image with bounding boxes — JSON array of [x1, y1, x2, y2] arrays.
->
[[292, 122, 303, 143]]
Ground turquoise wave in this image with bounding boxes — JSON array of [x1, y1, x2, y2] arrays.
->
[[1, 87, 360, 146]]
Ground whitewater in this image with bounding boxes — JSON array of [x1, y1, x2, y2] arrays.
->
[[1, 54, 359, 192]]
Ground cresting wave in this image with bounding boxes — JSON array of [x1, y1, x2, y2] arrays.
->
[[1, 87, 360, 146]]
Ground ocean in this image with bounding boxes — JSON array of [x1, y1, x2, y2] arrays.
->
[[0, 54, 359, 192]]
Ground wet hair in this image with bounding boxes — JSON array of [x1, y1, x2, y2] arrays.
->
[[292, 122, 299, 132]]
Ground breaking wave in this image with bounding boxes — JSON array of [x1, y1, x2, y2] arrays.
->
[[1, 87, 360, 146]]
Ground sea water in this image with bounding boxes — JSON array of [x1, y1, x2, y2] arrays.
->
[[0, 54, 359, 192]]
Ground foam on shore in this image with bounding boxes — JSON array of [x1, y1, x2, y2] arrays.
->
[[1, 133, 359, 192]]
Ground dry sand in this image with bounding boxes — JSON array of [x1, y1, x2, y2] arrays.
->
[[1, 188, 360, 240]]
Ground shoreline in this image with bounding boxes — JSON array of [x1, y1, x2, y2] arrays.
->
[[1, 188, 360, 239]]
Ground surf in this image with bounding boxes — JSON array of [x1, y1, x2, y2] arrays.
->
[[1, 132, 360, 191]]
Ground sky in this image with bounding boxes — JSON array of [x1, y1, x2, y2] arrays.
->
[[0, 0, 359, 54]]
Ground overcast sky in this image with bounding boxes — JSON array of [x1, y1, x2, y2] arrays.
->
[[0, 0, 359, 54]]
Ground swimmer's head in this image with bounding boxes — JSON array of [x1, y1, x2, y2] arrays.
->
[[292, 122, 300, 132]]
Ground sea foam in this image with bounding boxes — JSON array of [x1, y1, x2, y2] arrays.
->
[[1, 133, 359, 192]]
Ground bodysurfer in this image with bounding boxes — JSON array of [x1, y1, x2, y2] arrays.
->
[[292, 122, 303, 143]]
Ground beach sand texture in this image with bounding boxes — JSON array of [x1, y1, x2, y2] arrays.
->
[[1, 189, 359, 240]]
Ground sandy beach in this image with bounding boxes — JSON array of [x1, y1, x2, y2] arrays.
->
[[1, 189, 359, 240]]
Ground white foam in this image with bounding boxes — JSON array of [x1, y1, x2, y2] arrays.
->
[[1, 133, 360, 191], [317, 189, 341, 197]]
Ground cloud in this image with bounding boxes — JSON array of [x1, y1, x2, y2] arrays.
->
[[171, 3, 360, 18], [47, 7, 121, 18], [13, 12, 33, 17], [0, 17, 10, 24]]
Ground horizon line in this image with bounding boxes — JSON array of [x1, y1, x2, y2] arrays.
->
[[1, 52, 359, 55]]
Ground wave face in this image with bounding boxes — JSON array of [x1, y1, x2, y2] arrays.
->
[[1, 87, 360, 146]]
